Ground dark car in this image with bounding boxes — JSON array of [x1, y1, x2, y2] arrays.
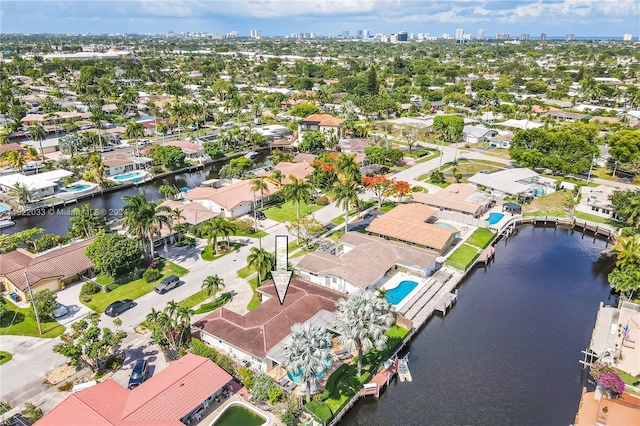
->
[[128, 360, 149, 389], [104, 299, 135, 317], [252, 210, 266, 220]]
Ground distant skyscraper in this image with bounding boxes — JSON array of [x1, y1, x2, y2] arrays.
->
[[342, 30, 349, 38], [227, 31, 238, 38], [496, 33, 509, 40], [250, 29, 261, 39], [363, 29, 370, 39], [397, 31, 408, 42], [455, 28, 464, 40], [540, 33, 547, 41], [566, 33, 574, 41], [477, 29, 484, 40], [310, 32, 316, 39], [623, 33, 633, 41], [520, 33, 530, 41], [356, 29, 363, 39]]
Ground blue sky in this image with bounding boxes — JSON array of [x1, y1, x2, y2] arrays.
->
[[1, 0, 638, 38]]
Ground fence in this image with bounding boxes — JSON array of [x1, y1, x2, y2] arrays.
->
[[434, 210, 489, 228]]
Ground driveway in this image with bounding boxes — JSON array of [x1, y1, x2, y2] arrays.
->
[[54, 281, 93, 325]]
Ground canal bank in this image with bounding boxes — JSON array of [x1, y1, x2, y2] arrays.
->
[[338, 225, 615, 426]]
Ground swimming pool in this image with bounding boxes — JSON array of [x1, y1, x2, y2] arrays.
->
[[385, 280, 419, 305], [486, 212, 505, 225], [0, 204, 9, 212], [287, 359, 332, 384], [210, 401, 268, 426], [110, 171, 146, 182], [59, 184, 93, 193], [435, 222, 457, 231]]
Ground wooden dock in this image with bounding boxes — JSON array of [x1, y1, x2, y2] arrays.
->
[[362, 359, 398, 398], [475, 245, 495, 266]]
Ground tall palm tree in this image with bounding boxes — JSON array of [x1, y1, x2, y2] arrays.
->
[[282, 175, 313, 241], [69, 204, 103, 238], [5, 150, 26, 173], [333, 290, 394, 376], [283, 321, 333, 402], [27, 123, 47, 166], [202, 275, 225, 301], [336, 153, 360, 185], [333, 180, 362, 232], [122, 192, 170, 258], [250, 178, 270, 209], [246, 247, 274, 287], [89, 107, 105, 150], [201, 217, 232, 254], [124, 118, 145, 156], [9, 182, 32, 206]]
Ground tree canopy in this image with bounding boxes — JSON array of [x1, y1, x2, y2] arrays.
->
[[85, 233, 143, 277]]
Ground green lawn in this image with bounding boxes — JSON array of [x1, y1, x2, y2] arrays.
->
[[262, 200, 323, 223], [238, 230, 268, 238], [415, 151, 441, 163], [237, 264, 255, 279], [465, 228, 496, 248], [95, 275, 114, 285], [0, 301, 65, 338], [178, 289, 210, 310], [247, 277, 261, 311], [83, 260, 189, 313], [328, 230, 345, 242], [201, 242, 244, 261], [379, 202, 398, 212], [445, 244, 480, 271], [574, 211, 615, 224], [0, 351, 13, 365], [615, 368, 640, 386], [194, 292, 232, 314]]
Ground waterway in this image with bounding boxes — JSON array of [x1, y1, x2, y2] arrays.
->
[[9, 151, 270, 236], [340, 226, 616, 426]]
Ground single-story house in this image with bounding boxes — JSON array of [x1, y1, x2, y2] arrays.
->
[[253, 125, 293, 141], [497, 119, 544, 130], [385, 116, 434, 132], [574, 389, 640, 426], [36, 354, 233, 426], [581, 185, 615, 217], [184, 179, 279, 218], [488, 133, 514, 149], [195, 279, 343, 372], [0, 170, 74, 201], [0, 238, 94, 302], [165, 141, 207, 160], [103, 155, 152, 177], [549, 111, 588, 122], [158, 200, 219, 225], [21, 111, 89, 126], [412, 183, 494, 218], [462, 125, 496, 143], [468, 168, 557, 198], [0, 143, 25, 156], [296, 232, 438, 294], [338, 138, 372, 154], [260, 161, 313, 186], [293, 153, 317, 164], [365, 203, 458, 254]]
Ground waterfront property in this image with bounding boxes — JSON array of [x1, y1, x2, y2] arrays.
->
[[411, 183, 494, 219], [365, 203, 458, 253], [184, 179, 279, 218], [36, 354, 234, 426], [210, 401, 269, 426], [578, 185, 616, 218], [103, 155, 153, 177], [467, 167, 557, 198], [574, 388, 640, 425], [194, 279, 342, 373], [296, 232, 437, 294], [108, 170, 149, 183], [0, 238, 94, 302], [0, 170, 74, 201], [165, 140, 209, 161]]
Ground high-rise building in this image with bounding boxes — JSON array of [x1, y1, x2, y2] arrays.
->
[[363, 29, 370, 39], [540, 33, 547, 41], [250, 29, 261, 39], [227, 31, 238, 38], [455, 28, 464, 40], [623, 33, 633, 41], [342, 30, 349, 38], [397, 31, 408, 42], [521, 33, 530, 41], [477, 29, 484, 40], [356, 29, 363, 39], [496, 33, 509, 40], [310, 32, 316, 39], [566, 33, 574, 41]]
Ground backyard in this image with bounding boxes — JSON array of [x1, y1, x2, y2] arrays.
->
[[262, 200, 323, 222], [0, 300, 65, 338], [445, 243, 481, 271], [83, 260, 189, 313], [465, 228, 496, 248]]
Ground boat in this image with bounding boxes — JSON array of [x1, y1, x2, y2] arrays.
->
[[244, 151, 259, 160], [0, 220, 15, 229]]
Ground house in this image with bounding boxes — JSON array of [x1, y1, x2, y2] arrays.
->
[[338, 138, 372, 154], [184, 179, 279, 218], [159, 200, 219, 225], [0, 143, 25, 156], [298, 114, 344, 140], [488, 133, 514, 149], [468, 168, 557, 198], [0, 170, 74, 201], [262, 161, 314, 186], [412, 183, 494, 218], [385, 116, 434, 132], [165, 141, 207, 160], [497, 119, 544, 130], [430, 101, 445, 110], [36, 354, 233, 426], [548, 111, 587, 122], [296, 232, 437, 294], [365, 203, 458, 254], [195, 279, 342, 372], [0, 239, 94, 302], [579, 185, 615, 218], [20, 111, 88, 126], [103, 158, 136, 177], [462, 125, 496, 143], [573, 389, 640, 426]]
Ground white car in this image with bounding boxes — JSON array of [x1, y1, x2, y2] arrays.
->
[[79, 124, 92, 130], [53, 302, 68, 318]]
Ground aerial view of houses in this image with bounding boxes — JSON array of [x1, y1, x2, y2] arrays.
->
[[0, 3, 639, 426]]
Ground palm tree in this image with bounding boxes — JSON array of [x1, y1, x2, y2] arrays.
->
[[89, 108, 105, 150], [202, 275, 225, 301], [27, 123, 47, 166], [333, 180, 362, 233], [246, 247, 274, 287], [69, 204, 103, 238], [250, 178, 270, 209], [270, 169, 283, 187], [610, 236, 640, 269], [125, 118, 145, 156], [165, 207, 184, 244], [201, 217, 231, 254], [159, 184, 179, 200], [282, 175, 313, 241], [122, 192, 170, 258], [333, 290, 394, 376], [564, 193, 578, 221], [283, 321, 333, 402], [5, 150, 25, 173], [9, 182, 32, 206]]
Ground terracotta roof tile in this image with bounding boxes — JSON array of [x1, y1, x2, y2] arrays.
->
[[184, 180, 279, 210], [302, 114, 344, 127]]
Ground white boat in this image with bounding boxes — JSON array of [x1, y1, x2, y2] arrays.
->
[[244, 151, 259, 160], [0, 220, 15, 229]]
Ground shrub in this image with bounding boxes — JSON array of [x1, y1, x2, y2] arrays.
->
[[235, 218, 256, 234], [280, 405, 299, 426], [22, 402, 43, 423], [268, 386, 284, 404], [190, 338, 238, 377], [143, 268, 163, 283], [249, 373, 278, 404], [237, 366, 255, 388], [57, 381, 73, 392], [429, 171, 445, 184], [305, 400, 333, 423], [149, 165, 164, 174], [81, 281, 100, 296], [315, 195, 330, 206], [194, 292, 232, 314]]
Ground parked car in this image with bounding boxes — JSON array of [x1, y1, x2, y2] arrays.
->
[[104, 299, 135, 317], [187, 124, 197, 131], [222, 121, 235, 130], [127, 360, 149, 389], [79, 124, 92, 130], [52, 302, 68, 318], [99, 146, 113, 153], [311, 189, 325, 200], [251, 210, 266, 220], [154, 275, 180, 294]]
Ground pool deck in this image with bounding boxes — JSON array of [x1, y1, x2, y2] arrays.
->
[[379, 271, 429, 313]]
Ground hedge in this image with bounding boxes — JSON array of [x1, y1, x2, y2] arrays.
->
[[190, 338, 238, 377], [305, 400, 333, 423], [194, 292, 232, 314]]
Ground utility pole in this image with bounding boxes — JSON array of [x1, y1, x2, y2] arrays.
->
[[24, 269, 42, 335], [586, 154, 596, 183]]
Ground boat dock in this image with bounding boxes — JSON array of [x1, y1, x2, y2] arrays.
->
[[361, 359, 398, 398]]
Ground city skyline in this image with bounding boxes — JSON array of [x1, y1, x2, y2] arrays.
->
[[0, 0, 638, 37]]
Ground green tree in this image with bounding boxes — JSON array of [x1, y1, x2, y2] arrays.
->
[[202, 275, 225, 302], [608, 130, 640, 170], [52, 313, 127, 372], [4, 151, 26, 174], [336, 153, 360, 184], [151, 145, 187, 170], [290, 103, 320, 118], [282, 175, 313, 240], [333, 290, 394, 376], [69, 204, 104, 238], [27, 123, 47, 164], [122, 192, 170, 258], [145, 302, 194, 352], [58, 132, 84, 156], [250, 178, 270, 209], [609, 190, 640, 228], [298, 130, 325, 153], [0, 228, 44, 254], [246, 247, 274, 287], [30, 289, 57, 320], [201, 217, 231, 254], [9, 182, 32, 205], [367, 66, 379, 95], [85, 234, 143, 277], [283, 321, 333, 402], [285, 217, 325, 250], [159, 184, 179, 199], [124, 118, 145, 155], [608, 263, 640, 301], [333, 180, 362, 232], [22, 402, 43, 423]]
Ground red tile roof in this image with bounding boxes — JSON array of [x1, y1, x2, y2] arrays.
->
[[196, 279, 342, 359], [302, 114, 344, 127], [0, 143, 24, 154], [36, 354, 231, 426]]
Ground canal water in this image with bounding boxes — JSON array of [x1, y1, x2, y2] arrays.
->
[[340, 226, 616, 426], [10, 151, 270, 236]]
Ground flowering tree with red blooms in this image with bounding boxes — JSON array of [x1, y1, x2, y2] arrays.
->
[[362, 175, 394, 207], [310, 152, 339, 188], [387, 178, 411, 203]]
